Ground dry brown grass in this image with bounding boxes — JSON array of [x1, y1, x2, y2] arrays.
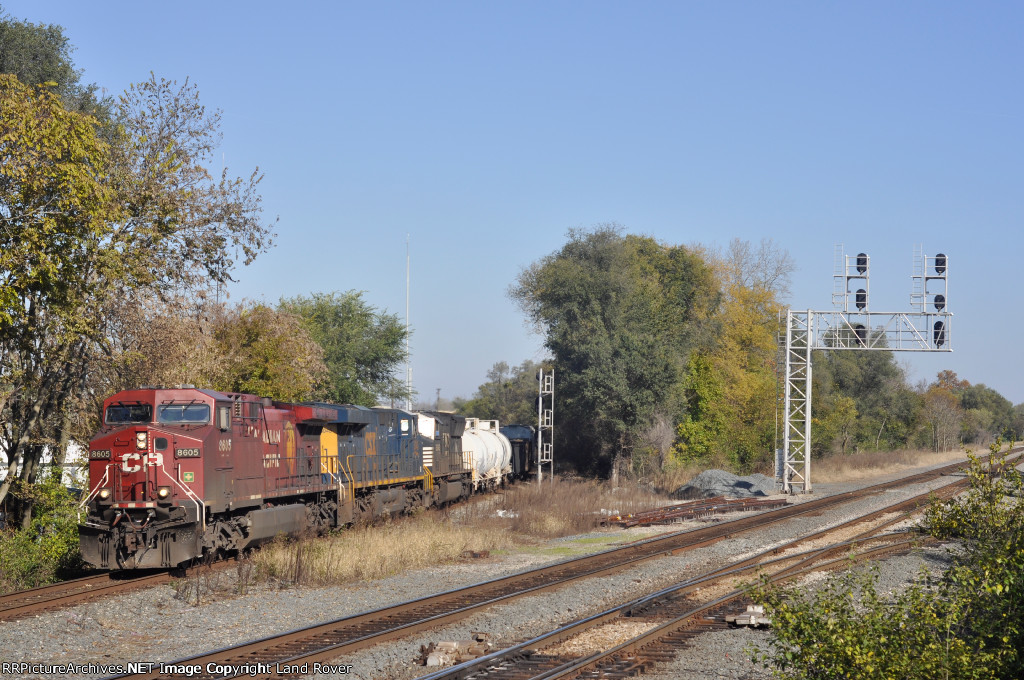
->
[[250, 448, 968, 588], [812, 447, 967, 483], [252, 477, 672, 586], [646, 461, 708, 496], [252, 511, 516, 586], [490, 477, 665, 538]]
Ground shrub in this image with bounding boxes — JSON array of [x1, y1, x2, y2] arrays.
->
[[751, 442, 1024, 679], [0, 468, 84, 593]]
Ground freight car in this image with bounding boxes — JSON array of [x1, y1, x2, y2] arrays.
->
[[462, 418, 512, 490], [78, 387, 473, 569], [500, 424, 536, 479]]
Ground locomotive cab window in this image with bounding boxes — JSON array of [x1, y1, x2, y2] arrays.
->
[[400, 419, 410, 434], [157, 403, 211, 424], [105, 403, 152, 424]]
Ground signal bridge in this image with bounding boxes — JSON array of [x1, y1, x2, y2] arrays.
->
[[781, 246, 952, 494]]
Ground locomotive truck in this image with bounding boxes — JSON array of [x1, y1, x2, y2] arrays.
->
[[77, 386, 496, 569]]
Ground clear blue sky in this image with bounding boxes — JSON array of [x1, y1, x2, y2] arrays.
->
[[6, 2, 1023, 404]]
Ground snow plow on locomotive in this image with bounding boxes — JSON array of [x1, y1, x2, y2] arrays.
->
[[78, 387, 474, 569]]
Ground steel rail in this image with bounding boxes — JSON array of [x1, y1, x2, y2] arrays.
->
[[417, 482, 957, 679], [0, 571, 174, 621], [423, 454, 1017, 679], [100, 453, 996, 680]]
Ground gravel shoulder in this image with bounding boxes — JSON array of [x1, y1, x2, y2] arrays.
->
[[0, 458, 969, 680]]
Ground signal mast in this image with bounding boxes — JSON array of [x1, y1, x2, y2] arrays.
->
[[780, 245, 952, 493]]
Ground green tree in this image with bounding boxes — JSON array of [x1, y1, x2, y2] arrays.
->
[[1010, 403, 1024, 442], [0, 9, 108, 116], [0, 67, 274, 526], [278, 291, 408, 406], [458, 360, 543, 424], [812, 394, 858, 455], [511, 226, 717, 476], [959, 383, 1014, 443], [0, 74, 119, 527], [811, 335, 920, 453], [212, 304, 326, 402]]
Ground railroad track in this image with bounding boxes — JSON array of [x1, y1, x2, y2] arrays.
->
[[420, 482, 959, 680], [602, 496, 789, 528], [0, 571, 174, 622], [447, 539, 922, 680], [0, 556, 246, 622], [102, 454, 989, 680]]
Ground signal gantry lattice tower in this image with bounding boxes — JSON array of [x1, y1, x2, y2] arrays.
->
[[781, 246, 952, 494], [537, 368, 554, 483]]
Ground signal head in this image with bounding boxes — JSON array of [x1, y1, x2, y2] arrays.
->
[[856, 253, 868, 275]]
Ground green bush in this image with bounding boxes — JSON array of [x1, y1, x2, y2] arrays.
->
[[0, 468, 84, 593], [751, 443, 1024, 679]]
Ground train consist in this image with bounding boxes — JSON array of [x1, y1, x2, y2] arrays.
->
[[78, 387, 535, 569]]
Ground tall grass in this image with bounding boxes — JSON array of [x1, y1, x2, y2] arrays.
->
[[252, 477, 668, 587], [246, 448, 976, 589], [813, 447, 966, 482], [252, 511, 515, 586], [492, 477, 663, 537]]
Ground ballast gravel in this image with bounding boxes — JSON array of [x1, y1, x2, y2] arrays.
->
[[0, 460, 970, 680]]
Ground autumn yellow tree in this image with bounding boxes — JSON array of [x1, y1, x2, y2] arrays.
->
[[0, 70, 274, 526], [99, 298, 327, 409], [674, 239, 790, 470]]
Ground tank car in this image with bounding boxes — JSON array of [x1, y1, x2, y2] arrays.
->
[[78, 387, 472, 569], [461, 418, 512, 489]]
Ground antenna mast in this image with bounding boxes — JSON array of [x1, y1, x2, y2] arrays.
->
[[405, 234, 412, 410]]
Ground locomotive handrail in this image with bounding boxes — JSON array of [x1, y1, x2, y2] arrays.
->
[[162, 461, 206, 533], [77, 463, 113, 519], [342, 455, 356, 498], [319, 458, 340, 485], [422, 465, 434, 499]]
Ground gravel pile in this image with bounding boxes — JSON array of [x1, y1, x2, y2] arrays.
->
[[0, 459, 968, 680], [671, 469, 779, 499]]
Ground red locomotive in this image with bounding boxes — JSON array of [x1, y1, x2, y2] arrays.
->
[[78, 387, 473, 569]]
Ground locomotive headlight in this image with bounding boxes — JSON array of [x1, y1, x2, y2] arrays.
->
[[98, 488, 111, 501], [135, 431, 148, 450], [157, 486, 172, 500]]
